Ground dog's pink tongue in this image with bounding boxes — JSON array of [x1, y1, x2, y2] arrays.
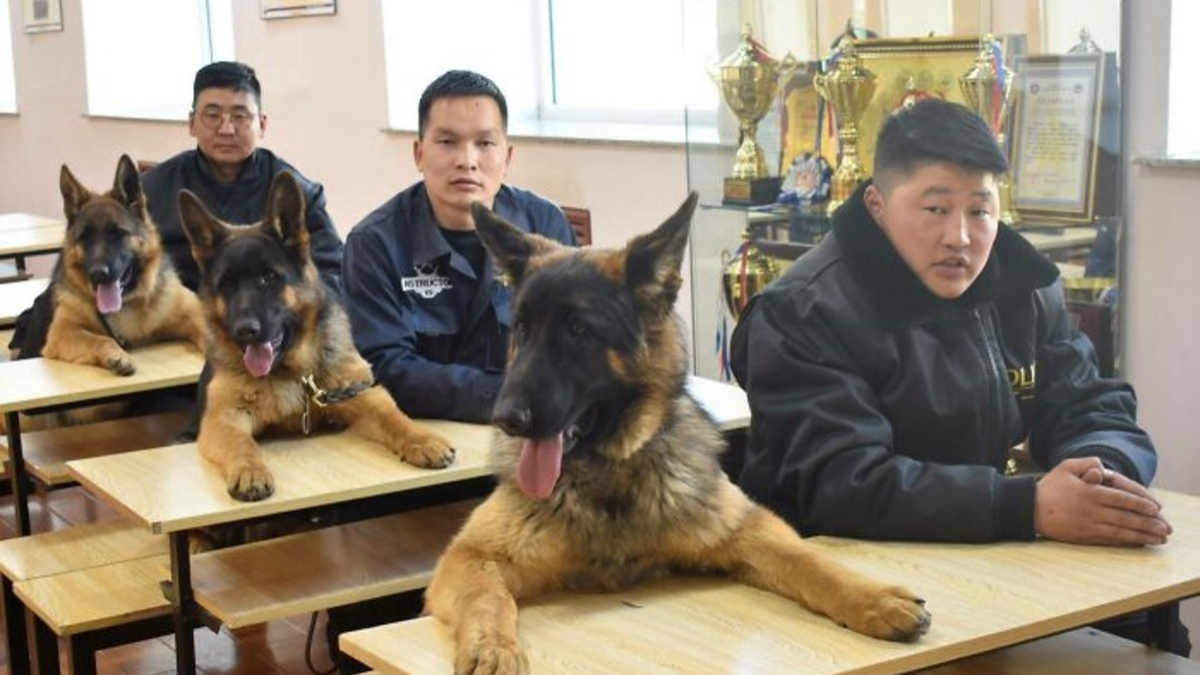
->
[[95, 282, 122, 314], [242, 342, 275, 378], [517, 434, 564, 500]]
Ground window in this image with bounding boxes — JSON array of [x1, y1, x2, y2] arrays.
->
[[380, 0, 717, 143], [0, 1, 16, 113], [1168, 0, 1200, 157], [80, 0, 234, 120]]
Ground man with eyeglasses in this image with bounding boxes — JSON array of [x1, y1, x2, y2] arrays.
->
[[141, 60, 344, 294]]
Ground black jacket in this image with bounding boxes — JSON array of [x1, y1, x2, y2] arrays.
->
[[731, 182, 1155, 543], [142, 147, 344, 295]]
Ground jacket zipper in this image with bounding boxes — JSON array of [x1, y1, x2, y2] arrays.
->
[[972, 306, 1009, 469]]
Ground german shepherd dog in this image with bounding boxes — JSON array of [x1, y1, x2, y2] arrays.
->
[[178, 171, 455, 502], [426, 194, 931, 674], [46, 154, 206, 374]]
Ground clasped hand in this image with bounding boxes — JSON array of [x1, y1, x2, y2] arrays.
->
[[1035, 456, 1172, 546]]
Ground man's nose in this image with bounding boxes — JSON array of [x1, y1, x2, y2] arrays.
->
[[943, 215, 971, 248]]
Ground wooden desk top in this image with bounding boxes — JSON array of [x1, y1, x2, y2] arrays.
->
[[0, 213, 61, 233], [0, 223, 63, 258], [68, 419, 496, 534], [340, 490, 1200, 675], [687, 376, 749, 431], [0, 341, 204, 413], [0, 277, 49, 327]]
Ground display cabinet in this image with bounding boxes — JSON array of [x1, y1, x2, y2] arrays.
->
[[683, 0, 1126, 381]]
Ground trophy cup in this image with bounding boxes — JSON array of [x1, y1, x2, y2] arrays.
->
[[721, 227, 780, 320], [959, 35, 1018, 224], [813, 40, 876, 213], [710, 25, 798, 205]]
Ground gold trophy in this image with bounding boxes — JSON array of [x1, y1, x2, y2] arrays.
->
[[721, 227, 780, 320], [710, 25, 797, 205], [959, 35, 1018, 224], [813, 40, 877, 213]]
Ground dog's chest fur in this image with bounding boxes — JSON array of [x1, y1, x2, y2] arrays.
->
[[505, 399, 735, 590]]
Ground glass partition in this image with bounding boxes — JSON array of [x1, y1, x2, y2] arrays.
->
[[685, 0, 1125, 381]]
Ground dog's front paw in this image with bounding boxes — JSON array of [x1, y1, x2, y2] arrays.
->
[[395, 432, 455, 470], [226, 461, 275, 502], [457, 634, 528, 675], [840, 585, 930, 642], [106, 352, 136, 376]]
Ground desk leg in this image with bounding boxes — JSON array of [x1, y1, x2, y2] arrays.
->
[[5, 411, 31, 536], [169, 532, 197, 675], [2, 576, 30, 674]]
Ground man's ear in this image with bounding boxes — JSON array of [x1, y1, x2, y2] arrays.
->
[[472, 202, 561, 287], [623, 191, 698, 315], [178, 189, 226, 269], [863, 183, 885, 221]]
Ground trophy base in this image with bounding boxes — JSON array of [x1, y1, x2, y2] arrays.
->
[[723, 177, 782, 206]]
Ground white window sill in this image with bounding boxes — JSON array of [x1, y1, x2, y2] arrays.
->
[[384, 118, 722, 150], [1135, 155, 1200, 170]]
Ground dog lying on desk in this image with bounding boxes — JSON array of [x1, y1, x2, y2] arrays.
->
[[425, 194, 931, 675]]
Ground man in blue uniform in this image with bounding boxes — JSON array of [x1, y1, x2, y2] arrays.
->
[[342, 69, 575, 424]]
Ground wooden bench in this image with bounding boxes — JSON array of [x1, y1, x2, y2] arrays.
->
[[190, 498, 477, 629], [0, 518, 168, 675], [1, 410, 190, 487], [4, 499, 476, 674]]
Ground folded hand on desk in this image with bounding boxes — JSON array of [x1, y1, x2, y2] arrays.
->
[[1035, 457, 1173, 546]]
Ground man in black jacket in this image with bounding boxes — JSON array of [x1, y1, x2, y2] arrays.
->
[[731, 99, 1185, 651]]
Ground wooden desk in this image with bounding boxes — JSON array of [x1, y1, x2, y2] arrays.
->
[[0, 277, 49, 327], [0, 341, 204, 535], [687, 376, 749, 431], [341, 489, 1200, 675], [0, 215, 63, 280], [68, 419, 495, 675]]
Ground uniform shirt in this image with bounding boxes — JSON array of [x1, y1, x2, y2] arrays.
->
[[141, 147, 344, 294], [343, 183, 575, 423]]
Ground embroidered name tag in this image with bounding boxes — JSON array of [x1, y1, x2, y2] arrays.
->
[[401, 263, 452, 299]]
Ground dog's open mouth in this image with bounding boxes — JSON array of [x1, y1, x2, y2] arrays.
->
[[242, 330, 286, 378], [93, 264, 137, 315], [516, 405, 598, 500]]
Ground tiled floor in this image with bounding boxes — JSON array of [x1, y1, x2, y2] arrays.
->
[[0, 486, 341, 675]]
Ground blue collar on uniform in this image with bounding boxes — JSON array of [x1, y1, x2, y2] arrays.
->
[[409, 183, 516, 281]]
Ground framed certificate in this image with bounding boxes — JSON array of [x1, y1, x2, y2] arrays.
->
[[1010, 52, 1117, 224], [22, 0, 63, 33], [260, 0, 336, 20]]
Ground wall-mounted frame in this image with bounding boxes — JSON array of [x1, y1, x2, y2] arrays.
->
[[22, 0, 63, 33], [260, 0, 336, 20], [1010, 52, 1118, 224], [849, 36, 994, 174]]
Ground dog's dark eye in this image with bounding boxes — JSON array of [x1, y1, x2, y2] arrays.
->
[[568, 319, 587, 337], [258, 269, 279, 286]]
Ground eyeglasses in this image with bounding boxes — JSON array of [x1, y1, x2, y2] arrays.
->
[[194, 106, 258, 131]]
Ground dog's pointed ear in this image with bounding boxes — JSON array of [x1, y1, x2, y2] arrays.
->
[[178, 189, 225, 268], [472, 201, 561, 287], [110, 154, 146, 212], [59, 164, 91, 221], [263, 171, 310, 263], [624, 192, 697, 313]]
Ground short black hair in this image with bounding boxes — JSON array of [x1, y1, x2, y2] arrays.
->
[[873, 98, 1007, 190], [193, 61, 262, 109], [417, 70, 508, 139]]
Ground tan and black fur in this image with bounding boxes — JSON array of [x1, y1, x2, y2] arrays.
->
[[47, 154, 206, 374], [426, 194, 931, 675], [179, 171, 454, 502]]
